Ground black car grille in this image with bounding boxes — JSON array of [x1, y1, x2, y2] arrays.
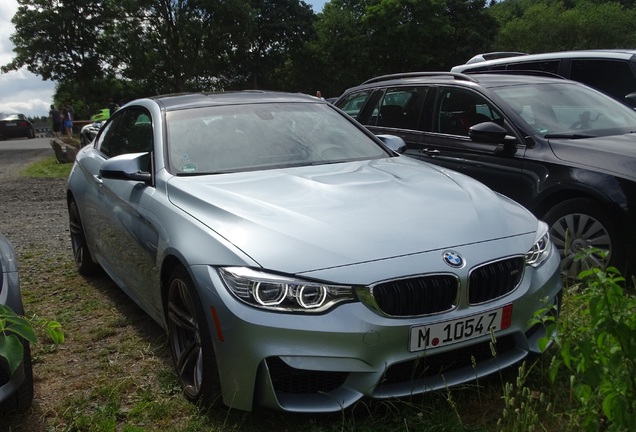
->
[[376, 334, 516, 390], [266, 357, 348, 394], [468, 257, 524, 305], [372, 275, 459, 316], [369, 257, 524, 317]]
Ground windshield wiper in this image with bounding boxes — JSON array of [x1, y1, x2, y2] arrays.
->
[[543, 133, 595, 139]]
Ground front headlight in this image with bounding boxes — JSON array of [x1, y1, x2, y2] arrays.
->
[[525, 221, 552, 268], [218, 267, 355, 312]]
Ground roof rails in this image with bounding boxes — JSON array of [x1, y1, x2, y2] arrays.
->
[[462, 69, 566, 80], [362, 72, 478, 85], [465, 52, 528, 64]]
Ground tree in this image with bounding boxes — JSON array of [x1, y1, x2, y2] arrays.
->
[[492, 0, 636, 53], [2, 0, 113, 113], [232, 0, 316, 89], [298, 0, 497, 97]]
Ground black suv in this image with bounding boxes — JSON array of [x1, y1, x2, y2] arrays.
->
[[451, 50, 636, 107], [335, 72, 636, 278]]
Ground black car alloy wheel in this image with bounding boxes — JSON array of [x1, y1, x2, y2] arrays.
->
[[166, 266, 219, 404], [544, 198, 618, 279], [68, 201, 99, 275]]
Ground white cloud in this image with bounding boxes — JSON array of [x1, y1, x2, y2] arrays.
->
[[0, 0, 57, 118]]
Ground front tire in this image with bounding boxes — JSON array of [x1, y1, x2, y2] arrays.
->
[[166, 266, 220, 404], [68, 201, 99, 275], [543, 198, 622, 279]]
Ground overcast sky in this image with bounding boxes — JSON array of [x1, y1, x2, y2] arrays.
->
[[0, 0, 327, 119]]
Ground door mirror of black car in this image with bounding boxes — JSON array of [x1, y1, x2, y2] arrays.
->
[[100, 152, 152, 183], [625, 91, 636, 108], [468, 122, 509, 143], [376, 134, 407, 154]]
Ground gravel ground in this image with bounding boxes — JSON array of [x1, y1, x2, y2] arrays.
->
[[0, 149, 70, 255]]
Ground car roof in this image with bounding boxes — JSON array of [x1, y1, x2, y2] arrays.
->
[[142, 91, 322, 111], [340, 71, 573, 95], [452, 49, 636, 71]]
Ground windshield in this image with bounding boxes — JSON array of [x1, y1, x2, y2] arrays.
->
[[494, 83, 636, 138], [166, 102, 390, 174]]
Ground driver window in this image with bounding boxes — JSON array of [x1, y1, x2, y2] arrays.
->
[[97, 108, 153, 158], [436, 89, 500, 136]]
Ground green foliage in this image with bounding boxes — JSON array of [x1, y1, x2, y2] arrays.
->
[[0, 305, 36, 374], [493, 1, 636, 52], [497, 361, 553, 432], [22, 156, 74, 179], [0, 304, 64, 374], [546, 265, 636, 431]]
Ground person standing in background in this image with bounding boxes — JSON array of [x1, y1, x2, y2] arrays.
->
[[61, 107, 73, 140], [65, 102, 75, 135], [108, 98, 119, 117], [48, 104, 61, 138]]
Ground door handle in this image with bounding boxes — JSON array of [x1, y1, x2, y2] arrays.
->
[[421, 148, 441, 155]]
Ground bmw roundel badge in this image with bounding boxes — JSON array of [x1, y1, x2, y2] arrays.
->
[[443, 251, 464, 268]]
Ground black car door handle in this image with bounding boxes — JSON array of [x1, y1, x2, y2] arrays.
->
[[421, 148, 441, 155]]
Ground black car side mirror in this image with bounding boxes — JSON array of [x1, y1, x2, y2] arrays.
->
[[468, 122, 509, 143]]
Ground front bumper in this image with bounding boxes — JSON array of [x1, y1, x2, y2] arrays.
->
[[191, 241, 562, 412]]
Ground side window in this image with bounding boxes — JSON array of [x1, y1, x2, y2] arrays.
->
[[570, 59, 636, 102], [335, 91, 372, 119], [436, 88, 501, 136], [506, 60, 560, 74], [367, 86, 427, 130], [96, 108, 153, 158]]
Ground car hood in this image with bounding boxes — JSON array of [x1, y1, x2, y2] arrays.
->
[[548, 133, 636, 181], [167, 157, 537, 273]]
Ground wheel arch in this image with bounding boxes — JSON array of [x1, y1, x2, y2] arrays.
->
[[531, 185, 623, 226], [159, 254, 187, 321]]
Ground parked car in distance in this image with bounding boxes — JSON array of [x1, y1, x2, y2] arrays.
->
[[79, 121, 103, 147], [90, 108, 110, 122], [0, 233, 34, 413], [67, 91, 561, 413], [335, 71, 636, 278], [0, 113, 35, 140], [451, 49, 636, 107]]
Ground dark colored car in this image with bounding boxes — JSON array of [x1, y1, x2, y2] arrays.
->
[[335, 72, 636, 278], [79, 121, 103, 147], [0, 233, 34, 413], [0, 113, 35, 140], [451, 49, 636, 108]]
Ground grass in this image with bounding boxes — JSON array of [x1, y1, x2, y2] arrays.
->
[[22, 155, 73, 178], [2, 155, 625, 431]]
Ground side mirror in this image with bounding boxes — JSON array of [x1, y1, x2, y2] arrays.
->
[[100, 152, 152, 183], [376, 134, 407, 154], [468, 121, 509, 143]]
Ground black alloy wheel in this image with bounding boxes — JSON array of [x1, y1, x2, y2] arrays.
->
[[543, 198, 620, 279], [68, 201, 99, 275], [166, 266, 220, 404]]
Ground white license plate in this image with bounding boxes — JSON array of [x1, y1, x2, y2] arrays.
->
[[6, 122, 17, 127], [409, 304, 512, 352]]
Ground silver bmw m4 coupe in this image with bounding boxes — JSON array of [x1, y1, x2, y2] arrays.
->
[[67, 91, 562, 412]]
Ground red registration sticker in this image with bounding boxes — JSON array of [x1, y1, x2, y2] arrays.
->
[[409, 304, 512, 352]]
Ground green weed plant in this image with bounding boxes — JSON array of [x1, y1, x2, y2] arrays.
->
[[0, 304, 64, 374], [538, 255, 636, 431]]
